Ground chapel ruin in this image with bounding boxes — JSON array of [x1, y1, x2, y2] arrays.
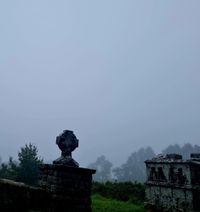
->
[[145, 153, 200, 212]]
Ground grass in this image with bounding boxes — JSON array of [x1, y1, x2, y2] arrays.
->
[[92, 194, 145, 212]]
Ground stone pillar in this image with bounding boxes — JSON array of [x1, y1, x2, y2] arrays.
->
[[39, 164, 96, 212]]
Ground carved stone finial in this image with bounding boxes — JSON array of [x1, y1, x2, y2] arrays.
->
[[53, 130, 79, 167]]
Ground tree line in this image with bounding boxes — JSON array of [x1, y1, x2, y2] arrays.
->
[[1, 142, 199, 184], [0, 143, 43, 185], [88, 143, 200, 182]]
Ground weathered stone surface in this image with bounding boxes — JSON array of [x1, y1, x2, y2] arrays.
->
[[190, 153, 200, 160], [53, 130, 79, 167], [38, 164, 96, 212], [145, 153, 200, 212], [0, 179, 50, 212], [0, 130, 96, 212], [0, 165, 96, 212]]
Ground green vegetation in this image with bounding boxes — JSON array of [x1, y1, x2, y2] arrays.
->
[[17, 143, 43, 185], [0, 143, 43, 185], [92, 194, 145, 212], [92, 182, 145, 211], [92, 181, 145, 204]]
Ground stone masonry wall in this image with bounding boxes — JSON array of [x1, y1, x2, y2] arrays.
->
[[39, 164, 96, 212], [0, 179, 50, 212], [145, 154, 200, 212], [146, 163, 191, 185], [146, 184, 193, 212], [0, 165, 95, 212]]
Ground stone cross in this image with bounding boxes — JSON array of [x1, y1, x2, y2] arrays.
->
[[53, 130, 79, 167]]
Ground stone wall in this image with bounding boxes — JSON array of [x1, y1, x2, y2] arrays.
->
[[146, 162, 191, 185], [145, 154, 200, 212], [0, 179, 50, 212], [39, 164, 96, 212], [146, 184, 193, 212], [0, 165, 95, 212]]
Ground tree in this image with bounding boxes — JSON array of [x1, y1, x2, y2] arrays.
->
[[162, 143, 200, 159], [17, 143, 43, 185], [0, 157, 18, 180], [88, 155, 113, 182], [162, 144, 182, 155], [113, 147, 155, 182], [182, 143, 193, 159]]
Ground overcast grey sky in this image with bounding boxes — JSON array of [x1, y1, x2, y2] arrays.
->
[[0, 1, 200, 166]]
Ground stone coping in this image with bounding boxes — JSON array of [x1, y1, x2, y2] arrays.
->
[[39, 164, 96, 174], [0, 178, 43, 191], [145, 160, 200, 164]]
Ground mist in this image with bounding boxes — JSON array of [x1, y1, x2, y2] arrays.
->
[[0, 1, 200, 166]]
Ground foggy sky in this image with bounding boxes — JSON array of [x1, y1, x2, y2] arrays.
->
[[0, 1, 200, 166]]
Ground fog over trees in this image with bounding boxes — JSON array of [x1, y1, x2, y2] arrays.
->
[[88, 155, 113, 182], [89, 143, 200, 182], [0, 143, 200, 183]]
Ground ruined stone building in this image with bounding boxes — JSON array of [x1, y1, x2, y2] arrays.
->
[[145, 153, 200, 212]]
